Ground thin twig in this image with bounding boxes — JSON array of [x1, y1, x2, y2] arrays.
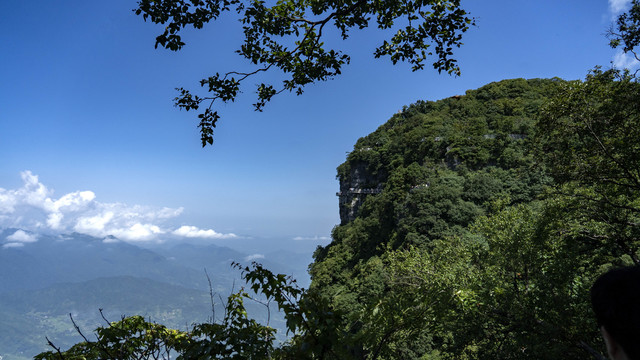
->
[[225, 64, 272, 80], [248, 296, 272, 326], [45, 336, 65, 360], [69, 313, 90, 343], [204, 268, 216, 322], [99, 308, 111, 326]]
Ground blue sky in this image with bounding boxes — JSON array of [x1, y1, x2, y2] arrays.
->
[[0, 0, 637, 243]]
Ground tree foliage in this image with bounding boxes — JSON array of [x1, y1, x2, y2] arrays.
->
[[310, 78, 564, 359], [36, 263, 294, 359], [37, 4, 640, 358], [40, 73, 640, 359], [309, 72, 640, 358], [35, 314, 188, 359], [609, 0, 640, 64], [134, 0, 474, 146], [538, 68, 640, 264]]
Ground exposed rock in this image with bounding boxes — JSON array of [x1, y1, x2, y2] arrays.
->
[[336, 161, 384, 224]]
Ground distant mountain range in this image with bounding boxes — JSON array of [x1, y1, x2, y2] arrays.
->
[[0, 229, 326, 360]]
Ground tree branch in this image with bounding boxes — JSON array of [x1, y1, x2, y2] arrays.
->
[[45, 337, 65, 360]]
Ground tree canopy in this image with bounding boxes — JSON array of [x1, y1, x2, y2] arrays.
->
[[36, 1, 640, 359], [134, 0, 473, 146], [40, 71, 640, 359]]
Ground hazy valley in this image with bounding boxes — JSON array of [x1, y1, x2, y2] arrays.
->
[[0, 230, 326, 359]]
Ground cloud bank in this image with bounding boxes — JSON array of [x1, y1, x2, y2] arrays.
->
[[3, 229, 38, 248], [173, 225, 237, 239], [0, 171, 236, 243], [244, 253, 265, 261], [293, 235, 331, 241]]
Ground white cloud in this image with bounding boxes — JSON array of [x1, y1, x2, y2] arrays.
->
[[613, 49, 640, 70], [46, 212, 64, 229], [155, 207, 184, 219], [0, 171, 230, 243], [49, 190, 95, 211], [111, 223, 164, 242], [74, 212, 115, 234], [45, 190, 96, 227], [173, 225, 237, 239], [0, 171, 49, 214], [244, 253, 265, 261], [3, 242, 24, 249], [293, 235, 331, 241], [19, 171, 50, 208], [609, 0, 632, 15], [7, 229, 37, 243], [0, 189, 17, 214]]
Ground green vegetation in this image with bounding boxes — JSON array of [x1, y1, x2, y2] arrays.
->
[[35, 2, 640, 359], [134, 0, 473, 146], [309, 77, 565, 358], [1, 277, 212, 360], [37, 71, 640, 359]]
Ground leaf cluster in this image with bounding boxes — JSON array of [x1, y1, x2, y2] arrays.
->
[[134, 0, 474, 146], [609, 0, 640, 61]]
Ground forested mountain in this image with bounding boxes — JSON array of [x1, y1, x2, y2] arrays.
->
[[35, 71, 640, 359], [304, 72, 640, 359], [311, 79, 566, 359], [318, 77, 557, 260]]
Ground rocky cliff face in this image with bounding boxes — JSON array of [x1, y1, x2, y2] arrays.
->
[[334, 78, 559, 226], [336, 160, 384, 224]]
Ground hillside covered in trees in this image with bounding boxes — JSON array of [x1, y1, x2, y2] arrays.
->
[[37, 70, 640, 359], [310, 77, 566, 358], [307, 74, 633, 358]]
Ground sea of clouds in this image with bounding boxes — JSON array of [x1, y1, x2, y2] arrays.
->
[[0, 171, 236, 246]]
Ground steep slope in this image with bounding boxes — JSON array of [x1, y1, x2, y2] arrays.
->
[[309, 78, 565, 358]]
